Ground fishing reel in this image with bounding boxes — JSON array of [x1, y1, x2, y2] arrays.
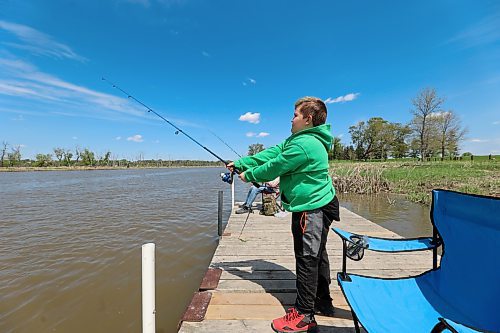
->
[[220, 172, 234, 184], [346, 235, 369, 261]]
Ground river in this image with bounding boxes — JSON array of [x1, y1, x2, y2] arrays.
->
[[0, 168, 431, 332]]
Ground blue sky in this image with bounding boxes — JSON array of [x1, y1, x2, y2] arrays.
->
[[1, 0, 499, 160]]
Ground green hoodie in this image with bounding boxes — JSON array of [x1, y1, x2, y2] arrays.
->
[[234, 124, 335, 212]]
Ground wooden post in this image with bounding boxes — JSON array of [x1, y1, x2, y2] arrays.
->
[[218, 190, 223, 237], [142, 243, 155, 333]]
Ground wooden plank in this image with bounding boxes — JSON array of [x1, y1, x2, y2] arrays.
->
[[199, 268, 222, 291], [181, 291, 212, 322]]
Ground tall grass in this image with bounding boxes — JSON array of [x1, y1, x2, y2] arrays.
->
[[330, 159, 499, 205]]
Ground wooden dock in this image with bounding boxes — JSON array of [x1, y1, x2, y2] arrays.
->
[[178, 204, 433, 333]]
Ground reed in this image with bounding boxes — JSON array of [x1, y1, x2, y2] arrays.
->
[[330, 160, 499, 205], [330, 164, 390, 195]]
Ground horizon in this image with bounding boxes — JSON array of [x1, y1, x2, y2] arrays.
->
[[1, 1, 499, 160]]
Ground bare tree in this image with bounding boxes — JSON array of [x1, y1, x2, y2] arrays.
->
[[8, 145, 22, 166], [1, 141, 8, 167], [433, 110, 467, 159], [410, 88, 445, 160], [74, 146, 81, 164]]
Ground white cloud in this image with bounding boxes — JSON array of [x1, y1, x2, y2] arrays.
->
[[201, 51, 210, 57], [239, 112, 260, 124], [242, 77, 256, 86], [325, 93, 360, 104], [115, 136, 122, 140], [0, 57, 146, 119], [127, 134, 144, 142], [493, 121, 500, 125], [469, 138, 489, 143], [246, 132, 256, 137], [257, 132, 269, 137], [0, 20, 87, 62], [72, 136, 78, 140]]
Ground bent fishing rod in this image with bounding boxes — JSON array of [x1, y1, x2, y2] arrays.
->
[[101, 77, 259, 187]]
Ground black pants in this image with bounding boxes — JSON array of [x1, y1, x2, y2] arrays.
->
[[291, 196, 340, 315]]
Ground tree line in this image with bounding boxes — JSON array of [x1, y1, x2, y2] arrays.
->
[[0, 88, 470, 167], [0, 143, 223, 168], [331, 88, 468, 161]]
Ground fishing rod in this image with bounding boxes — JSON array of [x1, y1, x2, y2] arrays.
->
[[101, 77, 259, 187]]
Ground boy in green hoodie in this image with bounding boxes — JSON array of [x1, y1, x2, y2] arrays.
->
[[228, 97, 340, 333]]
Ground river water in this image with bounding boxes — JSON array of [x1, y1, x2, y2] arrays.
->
[[0, 168, 431, 332]]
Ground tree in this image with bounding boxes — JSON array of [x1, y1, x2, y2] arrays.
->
[[1, 141, 8, 167], [35, 153, 52, 167], [63, 149, 73, 166], [349, 117, 390, 160], [102, 151, 111, 166], [7, 145, 22, 166], [74, 146, 81, 164], [343, 145, 356, 160], [431, 110, 467, 159], [389, 123, 411, 158], [330, 137, 344, 160], [81, 148, 95, 166], [53, 147, 65, 165], [248, 143, 264, 156], [410, 87, 445, 160]]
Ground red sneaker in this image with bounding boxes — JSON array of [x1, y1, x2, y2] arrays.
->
[[271, 307, 317, 333]]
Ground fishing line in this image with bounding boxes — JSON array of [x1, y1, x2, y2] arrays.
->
[[238, 208, 253, 242], [101, 77, 260, 188], [209, 129, 242, 158]]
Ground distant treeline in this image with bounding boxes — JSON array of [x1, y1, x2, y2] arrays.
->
[[0, 143, 223, 168]]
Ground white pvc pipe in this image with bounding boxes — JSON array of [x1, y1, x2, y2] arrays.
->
[[142, 243, 156, 333]]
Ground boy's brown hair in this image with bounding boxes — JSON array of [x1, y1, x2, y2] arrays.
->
[[294, 96, 327, 126]]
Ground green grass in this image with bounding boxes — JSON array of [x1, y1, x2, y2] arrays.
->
[[330, 159, 499, 205]]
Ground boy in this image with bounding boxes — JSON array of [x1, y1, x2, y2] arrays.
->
[[228, 97, 339, 333]]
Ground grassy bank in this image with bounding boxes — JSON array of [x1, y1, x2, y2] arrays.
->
[[330, 159, 499, 205]]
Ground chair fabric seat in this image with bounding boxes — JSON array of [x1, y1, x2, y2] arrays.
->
[[333, 228, 435, 252], [339, 273, 484, 333]]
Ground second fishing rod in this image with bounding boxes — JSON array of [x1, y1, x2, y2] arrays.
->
[[101, 77, 259, 187]]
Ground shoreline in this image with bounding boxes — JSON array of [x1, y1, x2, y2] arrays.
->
[[0, 165, 223, 173]]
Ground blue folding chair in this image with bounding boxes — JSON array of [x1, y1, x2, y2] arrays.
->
[[333, 190, 499, 333]]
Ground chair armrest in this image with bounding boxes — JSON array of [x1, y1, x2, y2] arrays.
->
[[332, 228, 438, 253]]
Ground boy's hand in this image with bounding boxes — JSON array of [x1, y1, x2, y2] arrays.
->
[[238, 172, 247, 183], [226, 161, 234, 172]]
